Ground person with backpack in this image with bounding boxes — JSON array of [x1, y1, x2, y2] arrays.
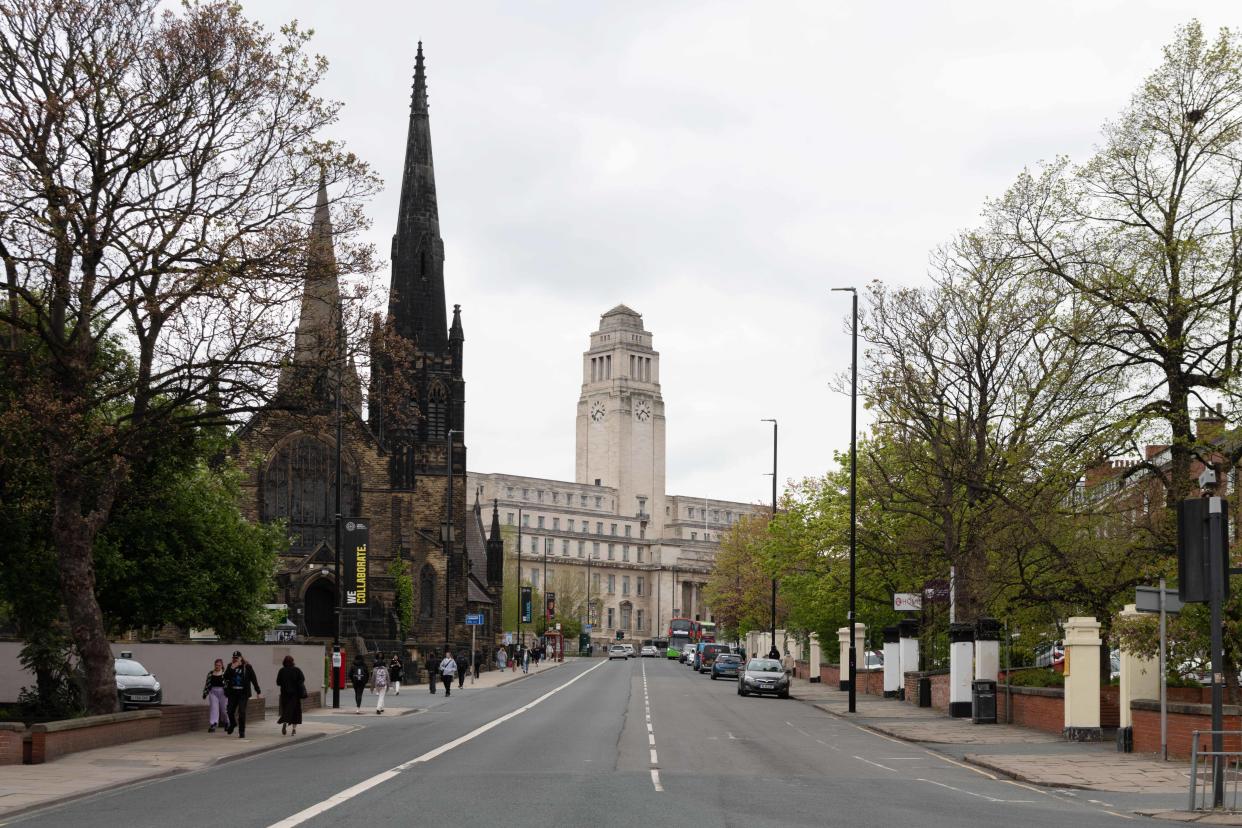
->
[[371, 657, 390, 714], [223, 650, 261, 739], [454, 650, 467, 689], [349, 654, 369, 714], [438, 647, 458, 696], [389, 655, 403, 695]]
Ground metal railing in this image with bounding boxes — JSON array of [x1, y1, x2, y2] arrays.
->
[[1188, 731, 1242, 811]]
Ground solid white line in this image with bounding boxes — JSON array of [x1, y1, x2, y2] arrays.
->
[[650, 748, 658, 764], [650, 769, 663, 792], [854, 755, 898, 773], [915, 778, 1032, 804], [268, 660, 607, 828]]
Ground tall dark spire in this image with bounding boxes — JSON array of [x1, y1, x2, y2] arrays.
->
[[389, 40, 447, 352], [486, 498, 504, 585]]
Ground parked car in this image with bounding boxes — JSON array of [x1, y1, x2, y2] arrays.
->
[[621, 644, 636, 658], [711, 653, 743, 680], [737, 658, 791, 699], [680, 644, 696, 664], [1034, 642, 1065, 669], [115, 657, 162, 709], [640, 645, 658, 658], [698, 643, 731, 674], [863, 650, 884, 670], [608, 644, 628, 660]]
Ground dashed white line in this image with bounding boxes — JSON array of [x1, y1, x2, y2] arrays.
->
[[650, 748, 659, 764], [854, 755, 898, 773], [650, 769, 664, 791]]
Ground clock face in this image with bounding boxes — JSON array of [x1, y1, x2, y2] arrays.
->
[[590, 400, 606, 422], [635, 399, 651, 422]]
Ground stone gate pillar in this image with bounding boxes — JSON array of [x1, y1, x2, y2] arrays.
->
[[837, 627, 852, 691], [949, 622, 974, 718], [882, 626, 901, 697], [1118, 604, 1158, 732], [1063, 616, 1102, 741], [808, 633, 822, 683], [974, 618, 1000, 682], [897, 618, 919, 698]]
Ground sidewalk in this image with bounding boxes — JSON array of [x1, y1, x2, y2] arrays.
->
[[794, 678, 1189, 794], [0, 659, 576, 820]]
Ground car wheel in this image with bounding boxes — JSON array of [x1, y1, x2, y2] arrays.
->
[[779, 689, 790, 699], [711, 673, 717, 680], [739, 686, 749, 697]]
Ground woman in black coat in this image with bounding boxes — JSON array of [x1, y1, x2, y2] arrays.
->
[[275, 655, 306, 736], [348, 654, 369, 713]]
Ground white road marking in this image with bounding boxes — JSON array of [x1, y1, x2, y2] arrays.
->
[[916, 778, 1032, 804], [647, 723, 653, 733], [650, 748, 658, 764], [1087, 799, 1115, 807], [784, 720, 813, 738], [267, 660, 608, 828], [650, 769, 664, 792], [1104, 811, 1134, 820], [648, 734, 655, 745], [854, 755, 898, 773]]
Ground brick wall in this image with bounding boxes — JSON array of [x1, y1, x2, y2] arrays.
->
[[1101, 685, 1119, 728], [1132, 700, 1242, 760], [997, 686, 1064, 735], [29, 711, 161, 764], [0, 722, 22, 765], [903, 670, 950, 710]]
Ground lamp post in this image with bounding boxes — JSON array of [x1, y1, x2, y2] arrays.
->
[[516, 506, 523, 650], [444, 428, 460, 651], [831, 286, 858, 713], [760, 419, 778, 657], [331, 335, 343, 709]]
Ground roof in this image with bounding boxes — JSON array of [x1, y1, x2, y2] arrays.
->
[[464, 496, 493, 604]]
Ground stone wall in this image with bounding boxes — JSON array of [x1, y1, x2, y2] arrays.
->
[[29, 711, 161, 764], [903, 669, 950, 710]]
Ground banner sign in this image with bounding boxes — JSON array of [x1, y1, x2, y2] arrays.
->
[[546, 592, 556, 620], [923, 579, 949, 603], [520, 586, 533, 623], [894, 593, 923, 611], [344, 519, 369, 606]]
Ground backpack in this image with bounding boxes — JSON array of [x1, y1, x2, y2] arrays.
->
[[373, 666, 389, 688], [351, 665, 366, 684]]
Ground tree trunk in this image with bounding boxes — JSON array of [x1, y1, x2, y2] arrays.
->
[[51, 486, 117, 715]]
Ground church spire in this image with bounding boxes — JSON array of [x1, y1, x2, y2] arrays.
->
[[389, 40, 447, 352]]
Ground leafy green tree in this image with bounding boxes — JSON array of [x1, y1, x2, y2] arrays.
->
[[389, 559, 414, 642]]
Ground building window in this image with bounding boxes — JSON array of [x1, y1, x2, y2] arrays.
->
[[640, 527, 645, 539], [581, 495, 588, 506], [637, 546, 644, 562], [506, 512, 514, 525], [419, 565, 435, 619], [562, 539, 570, 556], [637, 576, 644, 596], [596, 521, 603, 534], [624, 525, 631, 537], [595, 496, 602, 508], [531, 537, 538, 553], [522, 488, 528, 500], [568, 519, 575, 532], [537, 516, 545, 529], [545, 537, 553, 554], [607, 607, 614, 628], [610, 523, 617, 535], [637, 609, 644, 631], [608, 575, 615, 594], [622, 576, 630, 595], [506, 486, 514, 497], [608, 544, 615, 561], [620, 602, 632, 631], [592, 572, 600, 593], [553, 517, 560, 530], [622, 545, 629, 562], [552, 492, 559, 503], [578, 541, 585, 558], [522, 513, 530, 527], [537, 490, 544, 502], [426, 382, 448, 439], [593, 542, 600, 559]]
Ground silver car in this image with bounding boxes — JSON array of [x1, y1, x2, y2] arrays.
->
[[115, 658, 162, 708], [737, 658, 790, 699]]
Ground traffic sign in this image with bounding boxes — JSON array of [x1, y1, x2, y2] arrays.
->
[[894, 593, 923, 611], [583, 624, 593, 633], [1135, 586, 1183, 614], [465, 613, 485, 626]]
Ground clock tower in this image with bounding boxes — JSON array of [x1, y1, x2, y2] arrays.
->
[[575, 305, 666, 535]]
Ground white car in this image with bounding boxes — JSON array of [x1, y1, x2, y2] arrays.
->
[[640, 645, 658, 658], [608, 644, 627, 660], [621, 644, 636, 658]]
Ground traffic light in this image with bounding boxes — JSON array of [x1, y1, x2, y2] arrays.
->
[[1178, 497, 1230, 603], [616, 629, 624, 640]]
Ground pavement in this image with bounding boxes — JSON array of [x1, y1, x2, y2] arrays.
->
[[0, 658, 565, 823]]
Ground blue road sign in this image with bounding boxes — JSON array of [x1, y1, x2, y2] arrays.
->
[[466, 613, 485, 626]]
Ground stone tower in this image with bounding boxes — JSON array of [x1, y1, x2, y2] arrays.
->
[[575, 304, 666, 537]]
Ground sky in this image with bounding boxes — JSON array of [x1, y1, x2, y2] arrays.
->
[[244, 0, 1237, 505]]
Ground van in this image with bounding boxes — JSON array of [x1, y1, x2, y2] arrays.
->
[[697, 643, 730, 674]]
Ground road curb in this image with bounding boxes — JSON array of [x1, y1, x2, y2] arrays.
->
[[490, 661, 570, 688], [958, 752, 1095, 791], [1136, 808, 1242, 824], [0, 730, 334, 823]]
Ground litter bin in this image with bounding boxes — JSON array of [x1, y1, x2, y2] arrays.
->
[[918, 677, 932, 708], [971, 679, 997, 724]]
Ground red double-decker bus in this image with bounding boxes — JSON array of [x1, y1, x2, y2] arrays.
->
[[668, 617, 699, 652]]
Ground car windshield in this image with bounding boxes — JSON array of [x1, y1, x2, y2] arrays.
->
[[114, 659, 149, 676], [747, 659, 782, 673], [717, 655, 740, 664]]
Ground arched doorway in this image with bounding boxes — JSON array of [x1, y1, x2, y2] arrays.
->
[[304, 578, 336, 638]]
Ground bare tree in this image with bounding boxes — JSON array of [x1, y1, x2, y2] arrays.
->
[[0, 0, 377, 713]]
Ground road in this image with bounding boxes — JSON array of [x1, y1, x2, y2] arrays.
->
[[10, 657, 1156, 827]]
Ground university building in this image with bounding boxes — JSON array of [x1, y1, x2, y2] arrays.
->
[[468, 304, 762, 649]]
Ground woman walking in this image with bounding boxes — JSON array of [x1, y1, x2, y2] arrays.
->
[[496, 645, 507, 672], [223, 650, 261, 739], [372, 657, 390, 714], [349, 654, 369, 714], [455, 650, 467, 689], [389, 655, 403, 695], [425, 651, 438, 695], [202, 658, 227, 733], [276, 655, 306, 736], [439, 648, 458, 696]]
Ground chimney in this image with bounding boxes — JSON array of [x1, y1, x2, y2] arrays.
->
[[1196, 405, 1226, 444]]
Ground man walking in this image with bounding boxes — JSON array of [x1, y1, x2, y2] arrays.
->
[[425, 650, 438, 695], [455, 650, 467, 689], [223, 650, 261, 739], [439, 648, 458, 696]]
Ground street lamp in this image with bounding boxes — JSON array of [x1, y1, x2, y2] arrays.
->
[[516, 506, 523, 650], [444, 428, 461, 650], [831, 286, 858, 713], [761, 418, 778, 658]]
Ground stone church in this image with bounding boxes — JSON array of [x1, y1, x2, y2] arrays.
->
[[235, 44, 503, 658]]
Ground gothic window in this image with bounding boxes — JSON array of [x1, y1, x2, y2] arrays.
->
[[419, 565, 435, 619], [261, 435, 359, 554], [426, 382, 448, 439]]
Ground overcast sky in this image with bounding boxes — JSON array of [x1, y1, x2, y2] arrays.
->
[[247, 1, 1235, 505]]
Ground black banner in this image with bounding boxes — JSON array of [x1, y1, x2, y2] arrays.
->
[[545, 591, 556, 620], [520, 586, 532, 623], [344, 519, 369, 607]]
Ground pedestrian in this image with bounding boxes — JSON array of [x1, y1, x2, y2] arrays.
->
[[349, 654, 369, 714], [496, 645, 507, 672], [389, 655, 403, 695], [223, 650, 262, 739], [425, 650, 438, 694], [455, 650, 467, 689], [510, 644, 517, 672], [372, 657, 389, 714], [439, 648, 458, 696], [768, 644, 780, 660], [473, 649, 480, 680], [276, 655, 306, 736], [202, 658, 228, 733]]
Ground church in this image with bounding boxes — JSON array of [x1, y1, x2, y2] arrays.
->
[[235, 44, 503, 659]]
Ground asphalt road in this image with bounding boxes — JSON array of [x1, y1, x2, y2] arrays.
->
[[10, 657, 1156, 827]]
